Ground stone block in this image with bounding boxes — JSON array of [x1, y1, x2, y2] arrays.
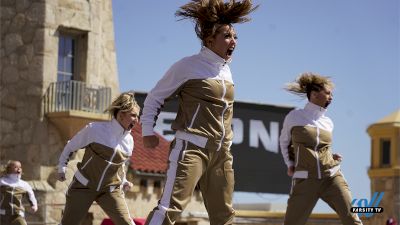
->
[[1, 93, 17, 108], [9, 52, 18, 65], [25, 44, 34, 61], [9, 13, 26, 33], [17, 118, 31, 129], [4, 33, 23, 55], [26, 2, 45, 23], [1, 7, 16, 20], [16, 99, 40, 119], [33, 28, 45, 53], [1, 133, 20, 147], [26, 144, 41, 164], [1, 19, 10, 35], [18, 55, 29, 69], [16, 0, 31, 13], [22, 127, 33, 144], [2, 66, 19, 84], [1, 106, 16, 121], [1, 0, 16, 7], [27, 85, 43, 96], [22, 21, 37, 43], [32, 122, 48, 144], [0, 119, 14, 133]]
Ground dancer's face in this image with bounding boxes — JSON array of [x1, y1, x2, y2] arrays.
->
[[7, 161, 22, 175], [116, 107, 140, 131], [206, 25, 237, 61], [310, 86, 333, 108]]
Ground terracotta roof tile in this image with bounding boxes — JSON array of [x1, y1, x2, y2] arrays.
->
[[130, 124, 170, 174]]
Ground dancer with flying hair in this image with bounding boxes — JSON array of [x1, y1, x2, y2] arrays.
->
[[58, 92, 140, 225], [140, 0, 258, 224], [280, 72, 363, 225]]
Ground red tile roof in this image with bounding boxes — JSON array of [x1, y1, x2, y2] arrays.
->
[[130, 123, 170, 174]]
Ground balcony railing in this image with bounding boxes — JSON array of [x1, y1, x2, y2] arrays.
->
[[43, 80, 111, 114]]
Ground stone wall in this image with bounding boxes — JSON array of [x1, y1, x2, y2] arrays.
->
[[1, 0, 119, 224], [1, 0, 119, 176], [1, 0, 57, 180]]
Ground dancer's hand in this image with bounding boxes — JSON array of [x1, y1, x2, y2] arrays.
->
[[287, 166, 295, 177], [58, 172, 66, 182], [333, 153, 343, 161], [123, 181, 133, 191], [143, 135, 159, 148], [30, 205, 38, 213]]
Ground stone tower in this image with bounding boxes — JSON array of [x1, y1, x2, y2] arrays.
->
[[367, 110, 400, 225], [1, 0, 119, 223]]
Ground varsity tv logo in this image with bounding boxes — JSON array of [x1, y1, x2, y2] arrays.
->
[[351, 192, 384, 218]]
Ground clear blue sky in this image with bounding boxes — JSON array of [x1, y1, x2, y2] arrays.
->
[[112, 0, 400, 212]]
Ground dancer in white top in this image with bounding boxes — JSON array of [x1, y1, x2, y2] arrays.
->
[[0, 160, 38, 225]]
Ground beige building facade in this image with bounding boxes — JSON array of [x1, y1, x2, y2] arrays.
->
[[367, 110, 400, 225]]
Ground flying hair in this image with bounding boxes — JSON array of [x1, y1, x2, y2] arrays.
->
[[285, 72, 334, 99], [175, 0, 259, 44]]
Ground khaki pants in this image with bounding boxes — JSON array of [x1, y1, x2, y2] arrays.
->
[[284, 172, 363, 225], [0, 215, 27, 225], [145, 138, 235, 225], [61, 179, 134, 225]]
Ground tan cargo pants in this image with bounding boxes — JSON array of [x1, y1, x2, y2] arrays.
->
[[284, 172, 363, 225], [60, 179, 134, 225], [145, 138, 235, 225]]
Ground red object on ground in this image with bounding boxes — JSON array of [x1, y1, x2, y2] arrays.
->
[[387, 218, 398, 225], [101, 218, 146, 225]]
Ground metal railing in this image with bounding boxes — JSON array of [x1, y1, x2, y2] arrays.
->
[[43, 80, 111, 114]]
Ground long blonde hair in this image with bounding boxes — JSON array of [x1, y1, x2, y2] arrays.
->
[[176, 0, 259, 46], [285, 72, 334, 100], [105, 92, 140, 118]]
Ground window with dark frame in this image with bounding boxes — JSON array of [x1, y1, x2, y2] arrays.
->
[[140, 179, 148, 187], [55, 34, 76, 111], [57, 35, 75, 82], [380, 139, 391, 167], [153, 180, 161, 188]]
